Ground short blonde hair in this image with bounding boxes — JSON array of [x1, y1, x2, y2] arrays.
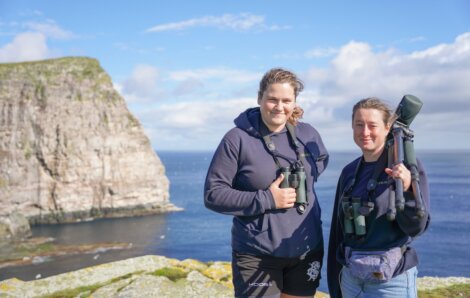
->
[[352, 97, 395, 126]]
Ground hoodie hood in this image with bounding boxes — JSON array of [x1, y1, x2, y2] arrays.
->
[[234, 107, 263, 138]]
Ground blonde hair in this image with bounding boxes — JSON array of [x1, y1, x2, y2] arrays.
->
[[258, 68, 304, 125], [352, 97, 395, 126]]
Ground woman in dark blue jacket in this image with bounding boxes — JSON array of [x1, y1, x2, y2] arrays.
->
[[327, 97, 430, 298], [205, 68, 328, 298]]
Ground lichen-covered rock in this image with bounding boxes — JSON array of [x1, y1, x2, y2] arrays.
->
[[178, 258, 209, 271], [116, 273, 232, 298], [203, 261, 233, 288], [0, 57, 176, 226], [0, 254, 466, 298], [417, 276, 470, 290], [0, 212, 31, 241], [0, 255, 234, 298], [89, 277, 136, 298], [0, 255, 177, 297]]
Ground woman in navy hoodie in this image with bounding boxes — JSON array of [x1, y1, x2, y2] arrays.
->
[[327, 97, 430, 298], [204, 68, 329, 298]]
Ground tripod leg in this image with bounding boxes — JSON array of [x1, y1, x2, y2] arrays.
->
[[404, 138, 426, 218], [393, 127, 405, 211], [387, 142, 397, 221]]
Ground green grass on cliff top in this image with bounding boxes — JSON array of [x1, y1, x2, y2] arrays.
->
[[418, 283, 470, 298], [0, 56, 112, 86]]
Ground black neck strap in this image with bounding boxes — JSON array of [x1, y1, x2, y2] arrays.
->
[[259, 120, 303, 169]]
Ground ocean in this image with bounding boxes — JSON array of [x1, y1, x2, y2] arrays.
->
[[1, 150, 469, 293]]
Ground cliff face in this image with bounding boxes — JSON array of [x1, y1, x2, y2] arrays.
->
[[0, 57, 173, 224]]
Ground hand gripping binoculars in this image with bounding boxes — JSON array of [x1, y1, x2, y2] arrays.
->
[[280, 165, 308, 214]]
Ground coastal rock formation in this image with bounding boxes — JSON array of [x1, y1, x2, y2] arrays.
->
[[0, 57, 174, 227], [0, 255, 236, 298], [1, 254, 467, 298]]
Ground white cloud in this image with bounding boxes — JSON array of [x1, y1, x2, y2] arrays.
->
[[299, 31, 470, 150], [124, 32, 470, 151], [135, 97, 255, 150], [0, 32, 49, 62], [0, 17, 74, 63], [409, 32, 470, 64], [121, 64, 163, 102], [146, 97, 253, 129], [119, 65, 261, 106], [146, 13, 289, 32], [173, 78, 204, 96], [25, 20, 75, 39]]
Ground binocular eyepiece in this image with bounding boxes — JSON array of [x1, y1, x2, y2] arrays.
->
[[280, 166, 307, 213]]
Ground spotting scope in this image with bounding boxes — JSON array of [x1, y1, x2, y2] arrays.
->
[[387, 95, 426, 221]]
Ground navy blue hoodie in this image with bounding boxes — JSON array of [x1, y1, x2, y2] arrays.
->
[[327, 156, 431, 298], [204, 107, 329, 258]]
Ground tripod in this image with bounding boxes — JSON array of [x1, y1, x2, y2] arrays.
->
[[386, 96, 427, 221]]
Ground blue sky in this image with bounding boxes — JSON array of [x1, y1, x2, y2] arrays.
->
[[1, 1, 469, 152]]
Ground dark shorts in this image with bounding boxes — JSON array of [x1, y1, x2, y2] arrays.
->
[[232, 249, 323, 298]]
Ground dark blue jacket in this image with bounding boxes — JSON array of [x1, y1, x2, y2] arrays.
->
[[327, 156, 431, 298], [204, 107, 329, 258]]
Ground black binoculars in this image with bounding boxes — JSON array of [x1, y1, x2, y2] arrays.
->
[[342, 195, 374, 236], [280, 166, 307, 213]]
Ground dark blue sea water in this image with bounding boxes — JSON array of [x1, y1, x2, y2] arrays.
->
[[1, 150, 469, 293]]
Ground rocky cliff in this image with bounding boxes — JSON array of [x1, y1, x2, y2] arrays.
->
[[0, 57, 175, 230]]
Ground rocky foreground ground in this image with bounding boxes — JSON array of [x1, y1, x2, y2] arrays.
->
[[1, 255, 469, 298]]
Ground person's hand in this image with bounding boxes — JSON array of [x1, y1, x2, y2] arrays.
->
[[385, 163, 411, 191], [269, 174, 297, 209]]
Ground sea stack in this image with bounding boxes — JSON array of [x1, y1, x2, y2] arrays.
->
[[0, 57, 175, 233]]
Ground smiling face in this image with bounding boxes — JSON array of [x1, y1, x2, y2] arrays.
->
[[353, 108, 391, 161], [258, 82, 296, 132]]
